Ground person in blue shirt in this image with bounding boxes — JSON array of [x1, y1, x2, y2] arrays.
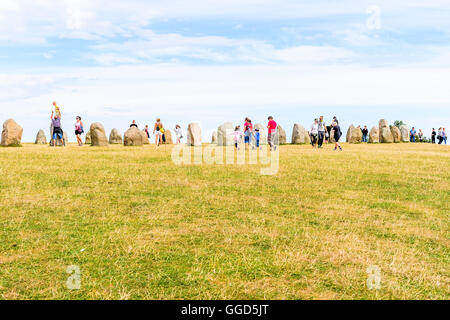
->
[[410, 127, 417, 142]]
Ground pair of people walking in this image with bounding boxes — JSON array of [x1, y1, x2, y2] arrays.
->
[[310, 116, 341, 150]]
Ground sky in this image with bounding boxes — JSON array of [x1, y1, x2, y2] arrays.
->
[[0, 0, 449, 142]]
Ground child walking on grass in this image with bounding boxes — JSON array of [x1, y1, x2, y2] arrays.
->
[[233, 126, 243, 150], [253, 128, 262, 150]]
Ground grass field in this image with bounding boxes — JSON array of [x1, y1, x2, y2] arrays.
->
[[0, 142, 448, 300]]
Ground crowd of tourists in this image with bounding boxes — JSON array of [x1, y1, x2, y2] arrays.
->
[[48, 101, 447, 148]]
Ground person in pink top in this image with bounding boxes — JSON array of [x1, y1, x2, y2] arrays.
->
[[267, 116, 277, 151], [243, 117, 253, 150]]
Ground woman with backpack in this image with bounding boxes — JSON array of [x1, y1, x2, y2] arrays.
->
[[75, 116, 84, 146]]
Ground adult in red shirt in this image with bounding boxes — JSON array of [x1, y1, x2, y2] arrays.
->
[[267, 116, 277, 151]]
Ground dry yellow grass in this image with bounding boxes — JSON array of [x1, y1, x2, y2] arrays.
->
[[0, 142, 448, 300]]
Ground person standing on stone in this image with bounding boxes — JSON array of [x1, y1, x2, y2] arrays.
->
[[130, 120, 138, 128], [267, 116, 277, 151], [317, 116, 326, 148], [51, 110, 64, 147], [310, 118, 319, 148], [410, 127, 417, 142], [175, 125, 183, 144], [431, 128, 437, 144], [244, 118, 254, 150], [332, 121, 342, 151], [74, 116, 84, 146], [362, 125, 369, 143], [153, 118, 164, 147]]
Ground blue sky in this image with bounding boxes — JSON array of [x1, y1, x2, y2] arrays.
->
[[0, 0, 449, 142]]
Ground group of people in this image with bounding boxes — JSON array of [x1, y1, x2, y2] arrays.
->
[[309, 116, 342, 151], [50, 101, 447, 148], [132, 119, 183, 146], [232, 116, 278, 151], [431, 128, 447, 144]]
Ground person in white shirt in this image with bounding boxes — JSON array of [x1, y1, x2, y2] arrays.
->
[[310, 118, 319, 148], [318, 116, 326, 148], [175, 125, 183, 144]]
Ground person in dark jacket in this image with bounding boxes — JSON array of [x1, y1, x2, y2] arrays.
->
[[361, 125, 369, 142], [332, 121, 342, 151], [431, 128, 436, 144]]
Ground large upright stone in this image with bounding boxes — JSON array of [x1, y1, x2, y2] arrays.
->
[[124, 127, 143, 146], [391, 126, 401, 143], [277, 125, 287, 145], [253, 123, 268, 145], [140, 130, 150, 144], [109, 128, 122, 144], [217, 122, 234, 146], [187, 123, 202, 146], [1, 119, 23, 146], [291, 124, 310, 144], [369, 126, 379, 143], [63, 131, 68, 144], [212, 131, 218, 144], [379, 119, 393, 143], [346, 125, 362, 143], [329, 128, 336, 143], [399, 125, 409, 142], [164, 130, 173, 144], [35, 129, 47, 144], [85, 130, 91, 144], [90, 122, 108, 147]]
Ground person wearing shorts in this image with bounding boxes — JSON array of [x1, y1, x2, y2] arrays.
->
[[51, 111, 63, 146], [332, 121, 342, 151], [153, 118, 164, 146], [244, 118, 253, 150], [75, 116, 84, 146]]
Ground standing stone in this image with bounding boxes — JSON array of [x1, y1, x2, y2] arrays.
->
[[124, 127, 143, 146], [85, 130, 91, 144], [1, 119, 23, 146], [291, 124, 310, 144], [187, 123, 202, 146], [140, 130, 150, 144], [346, 125, 362, 143], [217, 122, 234, 146], [212, 131, 218, 144], [63, 131, 68, 144], [109, 128, 122, 144], [35, 130, 47, 144], [164, 130, 173, 144], [329, 129, 336, 143], [90, 122, 108, 147], [379, 119, 394, 143], [399, 125, 409, 142], [253, 123, 268, 145], [368, 126, 379, 143], [277, 125, 287, 145], [391, 126, 401, 143]]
